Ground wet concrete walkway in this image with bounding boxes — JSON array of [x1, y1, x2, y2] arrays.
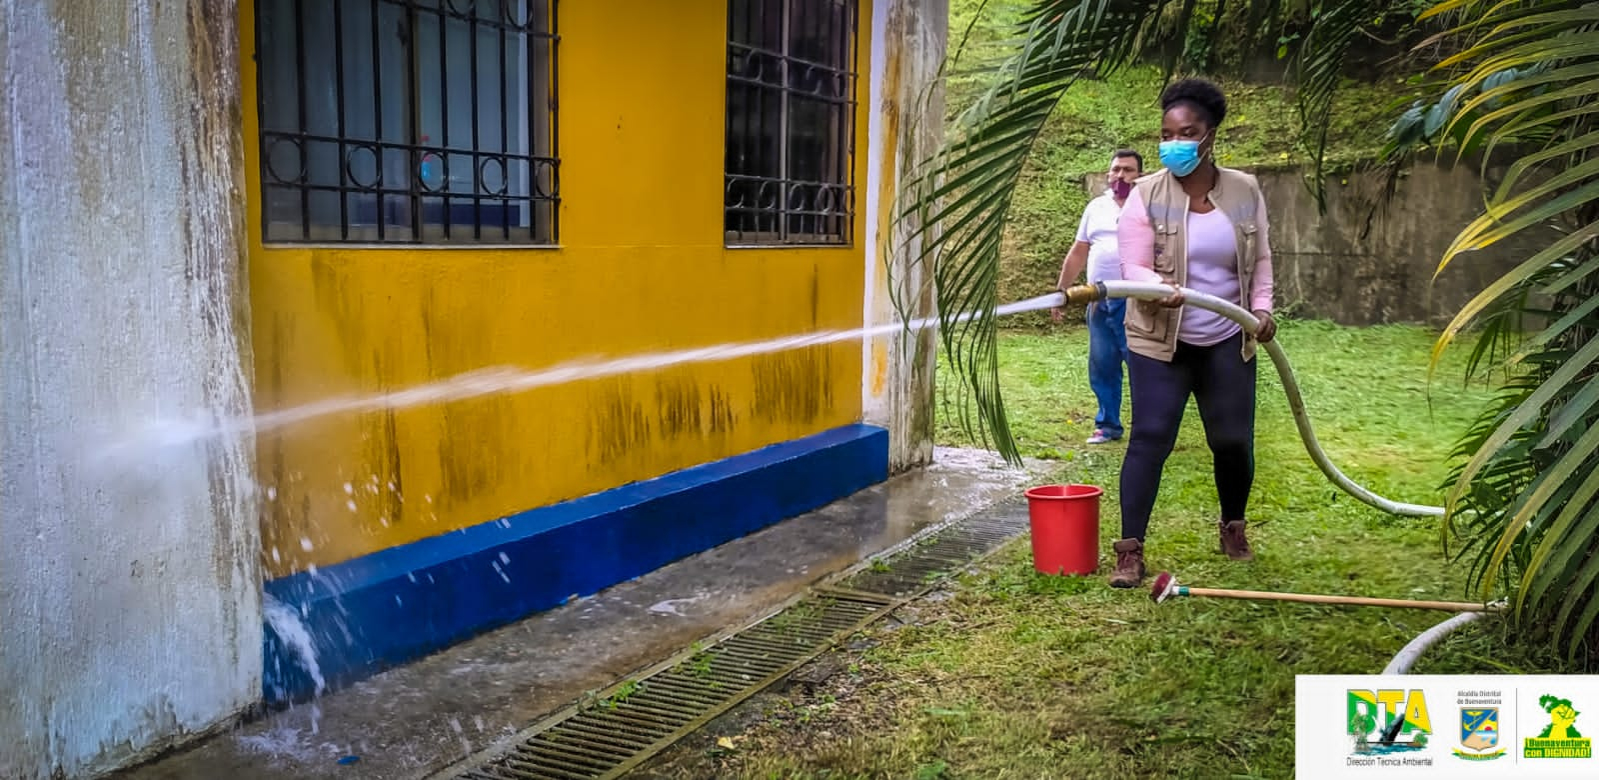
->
[[116, 448, 1035, 780]]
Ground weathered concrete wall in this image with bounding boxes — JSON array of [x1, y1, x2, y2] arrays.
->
[[1083, 156, 1535, 325], [1260, 158, 1539, 326], [864, 0, 947, 471], [0, 1, 260, 778]]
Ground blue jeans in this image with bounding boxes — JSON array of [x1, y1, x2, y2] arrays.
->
[[1087, 298, 1128, 438]]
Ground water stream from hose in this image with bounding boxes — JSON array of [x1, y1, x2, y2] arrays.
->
[[94, 294, 1064, 465]]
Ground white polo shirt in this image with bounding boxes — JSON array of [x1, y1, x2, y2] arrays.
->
[[1075, 192, 1125, 284]]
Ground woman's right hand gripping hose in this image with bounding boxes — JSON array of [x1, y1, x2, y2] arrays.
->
[[1253, 310, 1277, 343], [1157, 285, 1186, 309]]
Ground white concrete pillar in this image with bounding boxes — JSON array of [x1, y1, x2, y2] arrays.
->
[[0, 1, 260, 777], [863, 0, 947, 473]]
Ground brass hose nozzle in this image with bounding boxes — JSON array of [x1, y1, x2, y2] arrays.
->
[[1060, 282, 1106, 306]]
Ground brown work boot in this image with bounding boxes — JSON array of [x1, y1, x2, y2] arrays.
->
[[1219, 520, 1254, 561], [1109, 538, 1145, 588]]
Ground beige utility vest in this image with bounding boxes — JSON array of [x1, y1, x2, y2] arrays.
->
[[1124, 166, 1266, 363]]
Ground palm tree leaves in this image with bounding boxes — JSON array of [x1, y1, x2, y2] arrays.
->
[[901, 0, 1173, 463], [1293, 0, 1367, 211], [1395, 0, 1599, 659]]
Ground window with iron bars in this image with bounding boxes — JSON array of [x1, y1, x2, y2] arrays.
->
[[724, 0, 858, 247], [255, 0, 558, 244]]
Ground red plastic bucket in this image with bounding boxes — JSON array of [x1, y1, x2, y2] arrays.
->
[[1024, 484, 1103, 575]]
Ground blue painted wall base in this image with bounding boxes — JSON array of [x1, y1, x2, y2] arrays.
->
[[262, 424, 889, 704]]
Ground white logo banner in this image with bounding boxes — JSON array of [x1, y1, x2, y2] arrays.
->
[[1296, 675, 1599, 778]]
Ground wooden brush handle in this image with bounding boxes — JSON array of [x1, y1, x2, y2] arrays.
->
[[1184, 587, 1493, 613]]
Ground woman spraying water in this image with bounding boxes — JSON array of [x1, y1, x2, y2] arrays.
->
[[1107, 78, 1278, 589]]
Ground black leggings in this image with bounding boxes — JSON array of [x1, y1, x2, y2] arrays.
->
[[1119, 332, 1257, 541]]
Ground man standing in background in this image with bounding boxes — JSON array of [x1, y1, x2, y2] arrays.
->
[[1052, 149, 1143, 444]]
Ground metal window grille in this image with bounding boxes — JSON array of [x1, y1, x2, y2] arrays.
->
[[255, 0, 558, 245], [724, 0, 858, 247]]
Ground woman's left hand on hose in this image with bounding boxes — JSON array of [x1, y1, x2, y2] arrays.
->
[[1253, 310, 1277, 343]]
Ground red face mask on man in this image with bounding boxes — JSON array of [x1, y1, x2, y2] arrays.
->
[[1111, 179, 1133, 200]]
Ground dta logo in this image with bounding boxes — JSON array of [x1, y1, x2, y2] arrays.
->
[[1347, 688, 1431, 756]]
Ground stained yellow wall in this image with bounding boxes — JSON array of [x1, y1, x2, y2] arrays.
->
[[241, 0, 870, 576]]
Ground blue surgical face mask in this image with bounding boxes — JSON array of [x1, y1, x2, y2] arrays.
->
[[1158, 133, 1210, 177]]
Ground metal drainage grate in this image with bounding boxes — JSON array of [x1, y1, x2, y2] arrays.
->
[[443, 591, 894, 780], [435, 499, 1030, 780], [841, 499, 1029, 596]]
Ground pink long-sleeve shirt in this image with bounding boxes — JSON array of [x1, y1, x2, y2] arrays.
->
[[1118, 185, 1275, 345]]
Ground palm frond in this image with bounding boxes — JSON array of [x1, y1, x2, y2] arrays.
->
[[900, 0, 1177, 462], [1408, 0, 1599, 661], [1431, 224, 1595, 363], [1293, 0, 1365, 210]]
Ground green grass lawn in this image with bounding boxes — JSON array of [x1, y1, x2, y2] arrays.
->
[[643, 322, 1576, 780]]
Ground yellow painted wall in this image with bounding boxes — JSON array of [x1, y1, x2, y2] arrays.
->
[[241, 0, 871, 576]]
